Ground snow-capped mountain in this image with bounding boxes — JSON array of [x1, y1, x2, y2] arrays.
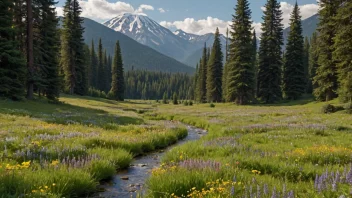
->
[[104, 14, 228, 67], [104, 13, 188, 61]]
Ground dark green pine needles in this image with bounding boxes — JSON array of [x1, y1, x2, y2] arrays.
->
[[257, 0, 284, 103], [0, 0, 26, 100], [206, 28, 223, 103], [226, 0, 255, 104], [110, 41, 125, 101], [313, 0, 340, 101], [282, 3, 305, 100]]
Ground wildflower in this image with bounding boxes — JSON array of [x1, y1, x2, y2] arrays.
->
[[52, 183, 56, 186]]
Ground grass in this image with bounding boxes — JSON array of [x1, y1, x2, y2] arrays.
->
[[2, 95, 352, 197], [145, 98, 352, 197], [0, 95, 187, 197]]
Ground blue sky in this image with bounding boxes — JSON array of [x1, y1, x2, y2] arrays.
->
[[56, 0, 318, 35]]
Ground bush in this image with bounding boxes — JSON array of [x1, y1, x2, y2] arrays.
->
[[183, 101, 189, 106], [321, 104, 336, 114], [209, 103, 215, 108], [189, 101, 193, 106], [345, 103, 352, 114]]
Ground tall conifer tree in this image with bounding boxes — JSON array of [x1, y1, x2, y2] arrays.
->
[[0, 0, 26, 100], [309, 32, 319, 93], [252, 30, 258, 97], [206, 28, 223, 102], [313, 0, 340, 101], [97, 38, 106, 91], [197, 44, 207, 102], [303, 37, 311, 93], [226, 0, 254, 104], [89, 40, 98, 88], [282, 3, 305, 100], [334, 0, 352, 102], [110, 41, 125, 101], [257, 0, 284, 103]]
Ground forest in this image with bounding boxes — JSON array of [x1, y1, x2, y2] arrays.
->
[[0, 0, 352, 197]]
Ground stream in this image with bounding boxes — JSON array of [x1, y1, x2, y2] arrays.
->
[[95, 126, 207, 198]]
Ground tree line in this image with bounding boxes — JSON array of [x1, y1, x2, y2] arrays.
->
[[0, 0, 125, 101], [194, 0, 352, 104]]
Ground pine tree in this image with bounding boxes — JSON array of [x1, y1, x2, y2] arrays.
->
[[103, 49, 109, 92], [37, 0, 61, 100], [252, 30, 258, 97], [97, 38, 106, 92], [282, 3, 305, 100], [110, 41, 125, 101], [0, 0, 26, 100], [89, 40, 98, 88], [162, 92, 168, 104], [313, 0, 340, 101], [226, 0, 255, 104], [26, 0, 35, 99], [107, 54, 112, 92], [303, 37, 311, 93], [206, 28, 223, 103], [309, 32, 319, 94], [257, 0, 284, 103], [197, 44, 207, 102], [334, 0, 352, 102], [61, 0, 85, 95], [173, 92, 178, 105], [194, 63, 199, 100]]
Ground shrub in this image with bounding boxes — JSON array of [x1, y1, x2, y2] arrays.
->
[[345, 103, 352, 114], [321, 104, 335, 114], [189, 101, 193, 106], [183, 101, 189, 106], [209, 103, 215, 108]]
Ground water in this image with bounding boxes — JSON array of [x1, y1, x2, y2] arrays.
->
[[95, 126, 206, 198]]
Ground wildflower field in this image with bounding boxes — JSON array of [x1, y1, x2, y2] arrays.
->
[[145, 98, 352, 197], [0, 95, 187, 197], [1, 95, 352, 198]]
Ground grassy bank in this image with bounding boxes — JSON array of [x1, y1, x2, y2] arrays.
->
[[145, 99, 352, 197], [0, 95, 186, 197]]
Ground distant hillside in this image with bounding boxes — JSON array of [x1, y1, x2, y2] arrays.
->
[[283, 14, 319, 45], [60, 17, 195, 74]]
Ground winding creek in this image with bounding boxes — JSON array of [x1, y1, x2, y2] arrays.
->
[[95, 126, 207, 198]]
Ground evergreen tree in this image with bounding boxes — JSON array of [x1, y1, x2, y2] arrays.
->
[[26, 0, 35, 99], [303, 37, 311, 93], [103, 50, 109, 92], [107, 54, 112, 92], [197, 44, 207, 102], [89, 40, 98, 88], [61, 0, 85, 95], [313, 0, 340, 101], [227, 0, 255, 104], [97, 38, 106, 91], [282, 3, 305, 100], [334, 0, 352, 102], [194, 63, 199, 100], [257, 0, 284, 103], [309, 32, 319, 93], [173, 92, 178, 105], [110, 41, 125, 101], [162, 92, 168, 104], [252, 30, 258, 97], [206, 28, 223, 103], [0, 0, 26, 100], [37, 0, 61, 100]]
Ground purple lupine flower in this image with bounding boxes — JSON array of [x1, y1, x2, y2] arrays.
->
[[271, 187, 277, 198], [263, 184, 269, 195], [257, 185, 261, 198]]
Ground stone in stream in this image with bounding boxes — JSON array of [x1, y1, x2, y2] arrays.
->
[[120, 176, 129, 180]]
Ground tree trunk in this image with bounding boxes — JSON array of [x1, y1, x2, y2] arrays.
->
[[26, 0, 34, 99]]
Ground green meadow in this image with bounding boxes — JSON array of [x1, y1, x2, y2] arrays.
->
[[0, 96, 351, 197]]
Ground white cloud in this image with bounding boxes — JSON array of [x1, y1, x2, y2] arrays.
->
[[55, 0, 155, 21], [135, 4, 154, 14], [158, 8, 166, 13], [56, 7, 64, 17], [160, 17, 232, 35]]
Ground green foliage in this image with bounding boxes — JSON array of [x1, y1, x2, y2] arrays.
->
[[89, 40, 98, 88], [313, 0, 340, 101], [0, 0, 26, 100], [321, 104, 337, 114], [61, 0, 86, 95], [97, 38, 107, 92], [257, 0, 284, 103], [173, 92, 178, 105], [110, 41, 125, 101], [303, 37, 311, 93], [209, 103, 215, 108], [206, 28, 223, 103], [333, 1, 352, 102], [226, 0, 255, 104], [282, 3, 306, 100], [309, 32, 319, 94], [196, 45, 208, 103]]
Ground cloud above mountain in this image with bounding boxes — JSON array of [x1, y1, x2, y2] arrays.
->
[[160, 1, 318, 36], [56, 0, 154, 20]]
